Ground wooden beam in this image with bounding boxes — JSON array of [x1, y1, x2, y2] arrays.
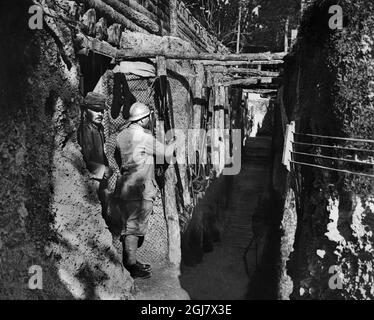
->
[[243, 89, 278, 94], [199, 59, 284, 66], [117, 47, 286, 61], [219, 77, 281, 87], [76, 31, 285, 65], [209, 67, 280, 77]]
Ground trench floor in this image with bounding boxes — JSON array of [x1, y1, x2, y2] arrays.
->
[[179, 156, 271, 300]]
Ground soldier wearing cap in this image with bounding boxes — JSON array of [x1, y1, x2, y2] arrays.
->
[[113, 101, 181, 279], [78, 92, 113, 217]]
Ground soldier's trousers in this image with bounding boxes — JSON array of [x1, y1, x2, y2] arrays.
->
[[118, 200, 153, 237]]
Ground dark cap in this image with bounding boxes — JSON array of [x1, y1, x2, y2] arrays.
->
[[82, 92, 108, 111]]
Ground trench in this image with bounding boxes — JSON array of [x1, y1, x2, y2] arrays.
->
[[180, 112, 282, 300]]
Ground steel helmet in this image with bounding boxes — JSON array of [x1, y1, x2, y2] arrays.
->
[[128, 102, 151, 122]]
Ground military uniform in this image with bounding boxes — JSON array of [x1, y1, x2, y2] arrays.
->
[[114, 122, 165, 237], [77, 92, 111, 220]]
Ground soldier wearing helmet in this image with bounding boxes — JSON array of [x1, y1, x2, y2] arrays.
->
[[113, 101, 180, 279]]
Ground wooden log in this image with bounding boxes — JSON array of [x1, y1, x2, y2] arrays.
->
[[149, 0, 170, 15], [143, 0, 170, 24], [122, 0, 164, 24], [101, 0, 162, 34], [177, 22, 214, 53], [77, 30, 285, 64], [77, 0, 149, 33], [119, 31, 197, 59], [117, 45, 286, 61], [177, 27, 205, 53], [122, 0, 170, 34], [95, 17, 108, 40], [177, 9, 212, 49], [81, 8, 96, 36], [107, 23, 122, 46]]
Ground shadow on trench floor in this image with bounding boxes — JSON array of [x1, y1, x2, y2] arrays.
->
[[179, 157, 279, 300]]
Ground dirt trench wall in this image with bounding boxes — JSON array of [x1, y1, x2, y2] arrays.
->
[[0, 0, 133, 299], [280, 0, 374, 300]]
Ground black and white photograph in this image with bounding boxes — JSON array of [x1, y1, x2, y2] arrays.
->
[[1, 0, 374, 305]]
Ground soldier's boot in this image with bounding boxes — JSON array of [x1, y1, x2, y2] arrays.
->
[[122, 235, 151, 279], [136, 236, 151, 271]]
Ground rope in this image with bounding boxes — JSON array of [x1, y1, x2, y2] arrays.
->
[[290, 161, 374, 178], [291, 151, 374, 165], [292, 141, 374, 153], [293, 132, 374, 144]]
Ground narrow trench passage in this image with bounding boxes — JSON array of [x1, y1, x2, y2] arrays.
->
[[180, 136, 273, 300]]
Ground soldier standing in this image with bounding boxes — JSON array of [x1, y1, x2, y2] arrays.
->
[[77, 92, 113, 218], [113, 102, 181, 279]]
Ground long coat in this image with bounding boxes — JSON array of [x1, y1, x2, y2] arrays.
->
[[77, 122, 109, 180]]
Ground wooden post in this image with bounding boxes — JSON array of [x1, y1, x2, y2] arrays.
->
[[282, 121, 295, 171], [224, 86, 231, 166], [284, 16, 289, 53], [164, 168, 182, 266], [170, 0, 178, 36], [218, 86, 225, 175], [156, 55, 167, 76], [191, 63, 205, 167], [236, 5, 242, 54]]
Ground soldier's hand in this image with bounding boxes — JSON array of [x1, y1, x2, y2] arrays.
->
[[103, 166, 113, 179]]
